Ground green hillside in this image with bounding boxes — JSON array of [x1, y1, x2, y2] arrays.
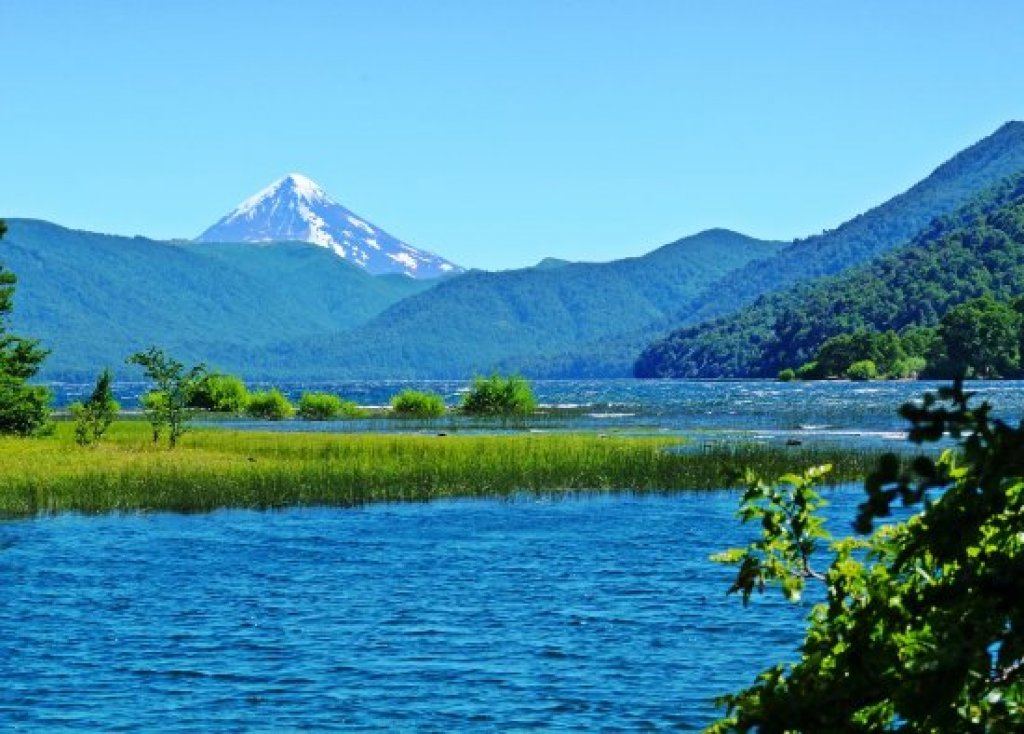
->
[[667, 121, 1024, 329], [635, 172, 1024, 377], [1, 220, 434, 377], [260, 229, 784, 378]]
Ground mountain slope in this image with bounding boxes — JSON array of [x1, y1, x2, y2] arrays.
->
[[1, 220, 435, 377], [260, 229, 784, 378], [668, 121, 1024, 328], [197, 173, 462, 279], [635, 172, 1024, 377]]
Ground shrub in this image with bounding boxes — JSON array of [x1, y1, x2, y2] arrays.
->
[[390, 389, 446, 418], [296, 392, 364, 420], [189, 373, 249, 413], [777, 368, 795, 382], [71, 368, 119, 445], [846, 359, 878, 381], [245, 389, 294, 420], [794, 361, 820, 380], [296, 392, 342, 420], [889, 356, 927, 379], [460, 374, 536, 416]]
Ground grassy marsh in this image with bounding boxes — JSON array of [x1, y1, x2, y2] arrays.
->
[[0, 421, 893, 517]]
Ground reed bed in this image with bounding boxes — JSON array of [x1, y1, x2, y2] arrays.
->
[[0, 422, 893, 517]]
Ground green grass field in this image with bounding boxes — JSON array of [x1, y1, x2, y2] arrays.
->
[[0, 422, 892, 517]]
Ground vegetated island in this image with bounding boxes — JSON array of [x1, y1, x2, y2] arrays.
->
[[0, 419, 891, 518]]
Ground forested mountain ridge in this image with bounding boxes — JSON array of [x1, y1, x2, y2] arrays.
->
[[635, 171, 1024, 377], [668, 121, 1024, 328], [1, 220, 435, 377], [257, 229, 784, 378]]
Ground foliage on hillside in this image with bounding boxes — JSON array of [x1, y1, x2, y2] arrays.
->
[[637, 171, 1024, 377], [673, 121, 1024, 329], [789, 295, 1024, 381], [709, 382, 1024, 731]]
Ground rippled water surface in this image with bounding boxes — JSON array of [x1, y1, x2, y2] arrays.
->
[[0, 490, 870, 731], [13, 379, 1021, 729]]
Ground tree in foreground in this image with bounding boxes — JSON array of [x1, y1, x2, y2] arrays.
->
[[460, 374, 536, 417], [709, 380, 1024, 731], [0, 219, 52, 435], [127, 347, 206, 447], [70, 368, 119, 445]]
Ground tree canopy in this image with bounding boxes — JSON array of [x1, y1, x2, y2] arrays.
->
[[127, 346, 206, 447], [710, 382, 1024, 730], [940, 295, 1022, 378], [0, 218, 51, 435]]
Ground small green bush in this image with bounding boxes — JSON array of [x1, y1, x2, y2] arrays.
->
[[189, 373, 249, 413], [297, 392, 342, 420], [846, 359, 878, 381], [390, 389, 446, 418], [777, 368, 796, 382], [460, 374, 536, 417], [296, 392, 364, 420], [245, 389, 295, 420]]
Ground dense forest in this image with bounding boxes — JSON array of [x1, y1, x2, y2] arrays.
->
[[636, 171, 1024, 377], [665, 121, 1024, 329]]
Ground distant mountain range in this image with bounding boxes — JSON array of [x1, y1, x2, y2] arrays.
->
[[254, 229, 785, 378], [197, 173, 462, 279], [3, 121, 1024, 380], [253, 121, 1024, 378]]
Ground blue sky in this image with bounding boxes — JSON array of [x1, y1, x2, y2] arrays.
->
[[2, 1, 1023, 270]]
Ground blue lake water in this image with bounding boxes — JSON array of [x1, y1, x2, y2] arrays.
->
[[1, 490, 863, 731], [6, 379, 1022, 729]]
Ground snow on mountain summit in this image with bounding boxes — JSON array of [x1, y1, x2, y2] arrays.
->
[[195, 174, 462, 279]]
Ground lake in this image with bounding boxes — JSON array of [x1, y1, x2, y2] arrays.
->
[[4, 379, 1020, 729]]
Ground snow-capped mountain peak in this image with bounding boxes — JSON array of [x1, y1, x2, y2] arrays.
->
[[195, 174, 462, 279]]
